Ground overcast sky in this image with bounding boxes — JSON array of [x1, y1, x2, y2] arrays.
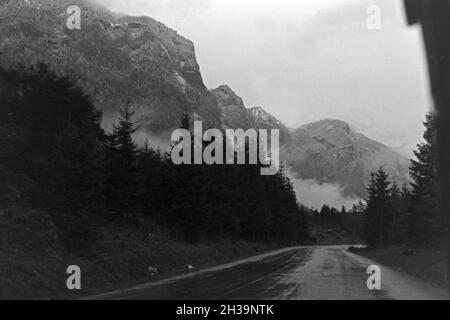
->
[[98, 0, 431, 158]]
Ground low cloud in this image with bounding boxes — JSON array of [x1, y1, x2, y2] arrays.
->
[[95, 0, 212, 24], [287, 170, 359, 210]]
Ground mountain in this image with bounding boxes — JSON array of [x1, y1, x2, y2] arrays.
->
[[0, 0, 410, 201], [207, 84, 410, 200], [210, 85, 291, 144], [0, 0, 292, 140], [210, 85, 257, 130], [282, 119, 410, 198], [0, 0, 221, 134]]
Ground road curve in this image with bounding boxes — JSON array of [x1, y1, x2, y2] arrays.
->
[[89, 245, 450, 300]]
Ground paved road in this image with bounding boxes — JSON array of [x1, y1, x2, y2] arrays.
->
[[91, 246, 450, 300]]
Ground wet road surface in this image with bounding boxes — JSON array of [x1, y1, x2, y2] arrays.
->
[[90, 246, 450, 300]]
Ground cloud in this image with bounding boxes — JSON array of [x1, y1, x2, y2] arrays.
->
[[95, 0, 430, 159], [307, 0, 401, 31], [277, 0, 430, 157], [287, 170, 359, 210], [97, 0, 211, 14], [96, 0, 212, 27]]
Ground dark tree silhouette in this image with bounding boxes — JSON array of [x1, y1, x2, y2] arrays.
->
[[408, 113, 441, 244], [365, 168, 392, 247], [104, 106, 139, 219], [0, 64, 105, 252], [1, 63, 311, 252]]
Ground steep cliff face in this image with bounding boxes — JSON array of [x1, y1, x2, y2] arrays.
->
[[211, 85, 291, 145], [0, 0, 221, 133], [211, 85, 245, 108], [0, 0, 411, 201], [210, 85, 257, 131], [283, 119, 410, 198]]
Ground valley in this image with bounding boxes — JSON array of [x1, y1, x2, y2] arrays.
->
[[0, 0, 410, 204]]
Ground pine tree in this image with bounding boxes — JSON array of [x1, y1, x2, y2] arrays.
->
[[390, 182, 408, 244], [164, 113, 207, 242], [410, 113, 436, 194], [409, 112, 441, 244], [108, 107, 138, 166], [105, 106, 139, 219], [136, 142, 165, 221], [365, 168, 392, 247]]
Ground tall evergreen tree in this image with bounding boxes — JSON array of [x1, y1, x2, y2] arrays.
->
[[410, 113, 436, 194], [107, 107, 138, 166], [365, 168, 392, 247], [164, 113, 207, 241], [136, 142, 165, 221], [409, 112, 441, 244], [105, 106, 139, 219]]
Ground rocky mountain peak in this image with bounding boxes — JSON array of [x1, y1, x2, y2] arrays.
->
[[301, 119, 352, 136], [0, 1, 411, 204], [211, 85, 245, 108], [250, 107, 270, 120]]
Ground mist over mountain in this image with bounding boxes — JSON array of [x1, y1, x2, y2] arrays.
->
[[212, 86, 410, 202], [0, 0, 221, 135], [0, 0, 411, 206], [283, 119, 410, 199]]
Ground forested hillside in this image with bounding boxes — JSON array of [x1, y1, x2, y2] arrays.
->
[[0, 64, 311, 298], [0, 64, 309, 251]]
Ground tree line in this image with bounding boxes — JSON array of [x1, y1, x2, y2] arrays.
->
[[363, 113, 444, 247], [306, 204, 364, 241], [0, 64, 309, 252], [292, 112, 442, 248]]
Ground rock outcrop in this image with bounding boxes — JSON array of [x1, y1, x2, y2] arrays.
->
[[0, 0, 411, 201], [0, 0, 221, 133]]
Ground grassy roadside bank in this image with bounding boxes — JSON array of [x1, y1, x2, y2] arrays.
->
[[0, 206, 278, 300], [349, 246, 448, 288]]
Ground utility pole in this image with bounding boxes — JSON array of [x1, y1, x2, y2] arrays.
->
[[404, 0, 450, 288]]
